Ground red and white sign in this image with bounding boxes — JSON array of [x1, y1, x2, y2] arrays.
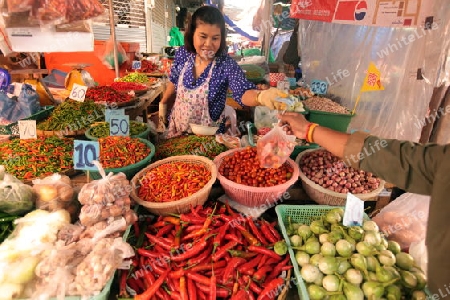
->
[[290, 0, 433, 28]]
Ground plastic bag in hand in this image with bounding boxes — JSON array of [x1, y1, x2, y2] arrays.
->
[[372, 193, 430, 251], [256, 125, 296, 168]]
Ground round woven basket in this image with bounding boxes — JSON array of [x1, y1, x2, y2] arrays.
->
[[130, 155, 217, 216], [213, 148, 300, 207], [295, 149, 385, 206]]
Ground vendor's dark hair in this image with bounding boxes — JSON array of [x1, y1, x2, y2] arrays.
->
[[184, 5, 227, 56]]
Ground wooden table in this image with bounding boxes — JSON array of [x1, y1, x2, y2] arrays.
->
[[125, 85, 164, 122]]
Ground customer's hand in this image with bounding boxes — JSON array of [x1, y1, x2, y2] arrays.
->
[[157, 102, 168, 133], [278, 112, 310, 139], [256, 88, 288, 110]]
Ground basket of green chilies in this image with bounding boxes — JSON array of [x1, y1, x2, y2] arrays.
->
[[85, 121, 151, 141]]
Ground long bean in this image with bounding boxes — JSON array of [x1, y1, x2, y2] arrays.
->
[[155, 135, 227, 160]]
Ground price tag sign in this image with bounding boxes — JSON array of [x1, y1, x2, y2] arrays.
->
[[132, 60, 142, 70], [70, 83, 88, 102], [310, 80, 328, 95], [18, 120, 37, 139], [343, 193, 364, 226], [105, 108, 125, 122], [110, 115, 130, 136], [73, 140, 100, 171]]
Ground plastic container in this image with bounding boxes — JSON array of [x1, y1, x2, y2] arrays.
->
[[306, 109, 355, 133], [87, 139, 155, 180], [85, 122, 151, 141], [213, 148, 300, 207], [130, 155, 217, 216], [275, 204, 368, 300], [295, 149, 385, 206], [0, 105, 54, 135], [41, 69, 68, 88], [189, 123, 219, 136], [240, 64, 265, 83]]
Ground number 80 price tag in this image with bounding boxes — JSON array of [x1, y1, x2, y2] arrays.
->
[[73, 140, 100, 171], [310, 80, 328, 95]]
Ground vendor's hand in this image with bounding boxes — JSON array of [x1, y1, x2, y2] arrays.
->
[[157, 102, 168, 133], [256, 87, 288, 111], [278, 112, 310, 139]]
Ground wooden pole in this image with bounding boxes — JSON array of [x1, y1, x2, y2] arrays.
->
[[108, 0, 120, 79]]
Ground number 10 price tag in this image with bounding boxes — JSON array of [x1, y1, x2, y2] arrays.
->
[[70, 83, 88, 102], [73, 140, 100, 171], [18, 120, 37, 139], [110, 115, 129, 136]]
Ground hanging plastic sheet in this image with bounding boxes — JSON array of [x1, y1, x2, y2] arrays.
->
[[297, 3, 450, 141]]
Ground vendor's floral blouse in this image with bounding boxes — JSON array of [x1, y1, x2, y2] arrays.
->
[[169, 46, 256, 122]]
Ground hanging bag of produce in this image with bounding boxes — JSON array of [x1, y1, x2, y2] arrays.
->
[[256, 124, 296, 169], [100, 36, 129, 70]]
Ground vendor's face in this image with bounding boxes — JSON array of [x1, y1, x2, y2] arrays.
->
[[193, 21, 221, 60]]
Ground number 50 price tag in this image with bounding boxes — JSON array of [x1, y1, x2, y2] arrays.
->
[[110, 115, 130, 136], [70, 83, 88, 102], [73, 140, 100, 171]]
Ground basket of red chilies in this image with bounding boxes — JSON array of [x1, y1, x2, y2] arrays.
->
[[118, 202, 292, 299], [130, 155, 217, 215]]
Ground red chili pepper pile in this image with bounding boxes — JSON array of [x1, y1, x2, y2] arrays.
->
[[99, 136, 151, 169], [86, 86, 133, 104], [0, 136, 73, 180], [218, 147, 294, 187], [138, 60, 159, 73], [138, 162, 211, 202], [110, 82, 148, 92], [119, 203, 291, 299]]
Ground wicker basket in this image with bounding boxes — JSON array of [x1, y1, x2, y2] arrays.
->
[[295, 149, 385, 206], [130, 155, 217, 216], [213, 148, 300, 207]]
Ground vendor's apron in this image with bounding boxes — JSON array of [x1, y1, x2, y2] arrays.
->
[[166, 59, 223, 139]]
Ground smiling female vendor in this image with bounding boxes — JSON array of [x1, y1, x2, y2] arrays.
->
[[158, 5, 287, 138]]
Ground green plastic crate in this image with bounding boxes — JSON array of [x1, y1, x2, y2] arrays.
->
[[306, 109, 355, 133], [86, 139, 155, 180], [0, 105, 54, 135], [275, 204, 432, 300]]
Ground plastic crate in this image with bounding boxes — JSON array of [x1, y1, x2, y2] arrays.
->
[[275, 204, 367, 300], [0, 105, 54, 135], [306, 109, 355, 133], [275, 204, 432, 300]]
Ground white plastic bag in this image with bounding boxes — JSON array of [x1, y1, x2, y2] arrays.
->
[[372, 193, 430, 251]]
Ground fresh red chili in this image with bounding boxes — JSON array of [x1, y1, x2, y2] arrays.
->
[[233, 223, 260, 246], [186, 272, 211, 286], [163, 216, 181, 226], [238, 255, 263, 275], [179, 276, 188, 300], [212, 241, 238, 262], [188, 260, 227, 273], [265, 255, 291, 283], [257, 277, 284, 300], [228, 249, 257, 259], [168, 269, 185, 280], [170, 235, 210, 262], [156, 224, 175, 237], [222, 257, 246, 283], [231, 289, 248, 300], [187, 244, 212, 266], [119, 270, 128, 297], [145, 233, 172, 251], [187, 277, 197, 300], [253, 265, 273, 282], [247, 217, 269, 245], [248, 245, 282, 261], [209, 274, 217, 300], [135, 268, 169, 300]]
